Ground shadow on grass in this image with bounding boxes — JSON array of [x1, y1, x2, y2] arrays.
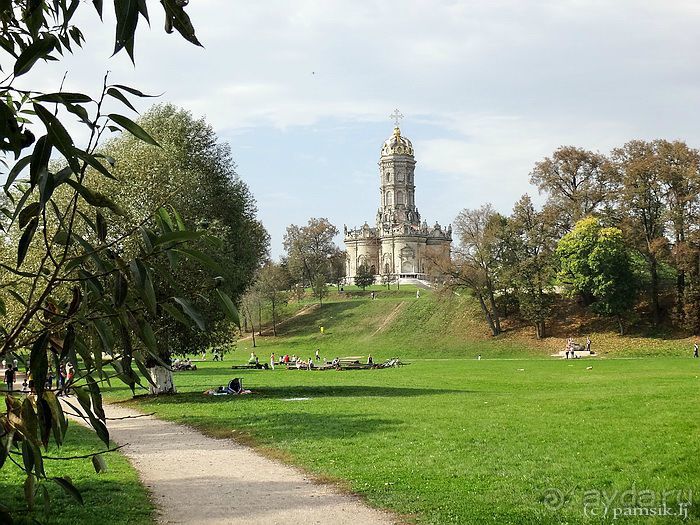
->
[[128, 385, 460, 405]]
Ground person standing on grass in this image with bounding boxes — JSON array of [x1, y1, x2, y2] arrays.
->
[[270, 353, 275, 370], [586, 336, 592, 353], [694, 342, 699, 358], [315, 349, 320, 361], [4, 366, 15, 392]]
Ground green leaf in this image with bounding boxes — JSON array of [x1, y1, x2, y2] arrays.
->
[[65, 178, 124, 215], [92, 454, 108, 473], [5, 155, 32, 191], [30, 332, 50, 397], [216, 289, 240, 327], [113, 0, 139, 60], [34, 92, 92, 104], [24, 475, 35, 510], [18, 202, 40, 229], [153, 230, 202, 246], [14, 36, 56, 76], [92, 0, 103, 18], [173, 297, 205, 331], [111, 84, 158, 98], [29, 135, 52, 188], [130, 259, 156, 314], [108, 113, 160, 146], [161, 0, 203, 47], [33, 103, 79, 173], [96, 210, 107, 242], [162, 303, 192, 329], [52, 477, 84, 505], [17, 217, 38, 268], [174, 247, 223, 273], [73, 148, 117, 180], [106, 87, 137, 113]]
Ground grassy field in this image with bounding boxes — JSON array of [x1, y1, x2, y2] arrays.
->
[[107, 288, 699, 524], [0, 422, 153, 524]]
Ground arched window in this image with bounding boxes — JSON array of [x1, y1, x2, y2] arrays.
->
[[386, 172, 391, 182], [385, 190, 393, 206], [396, 191, 404, 205], [384, 262, 390, 274]]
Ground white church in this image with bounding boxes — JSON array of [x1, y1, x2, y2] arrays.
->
[[344, 112, 452, 282]]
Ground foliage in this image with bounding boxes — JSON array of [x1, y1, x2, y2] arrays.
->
[[448, 204, 504, 335], [283, 217, 340, 288], [502, 195, 556, 338], [255, 262, 290, 336], [557, 217, 638, 333], [0, 0, 207, 519], [92, 104, 268, 356], [354, 263, 375, 290]]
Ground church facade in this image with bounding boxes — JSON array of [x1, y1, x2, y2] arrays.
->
[[344, 123, 452, 282]]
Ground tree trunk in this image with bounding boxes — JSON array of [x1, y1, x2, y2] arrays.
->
[[271, 302, 277, 336], [251, 325, 256, 348], [535, 321, 546, 339], [650, 257, 660, 325], [477, 293, 499, 336], [148, 365, 176, 395], [617, 315, 625, 335], [676, 269, 686, 324], [487, 288, 501, 333], [257, 304, 262, 336]]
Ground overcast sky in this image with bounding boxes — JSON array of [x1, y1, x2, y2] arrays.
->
[[21, 0, 700, 257]]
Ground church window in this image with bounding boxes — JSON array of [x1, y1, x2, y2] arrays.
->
[[386, 172, 390, 182], [396, 191, 404, 205], [385, 190, 393, 206], [397, 171, 404, 181]]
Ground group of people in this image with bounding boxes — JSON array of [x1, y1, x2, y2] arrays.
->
[[564, 336, 592, 359], [2, 358, 74, 395]]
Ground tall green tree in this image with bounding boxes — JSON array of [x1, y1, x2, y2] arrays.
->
[[556, 218, 638, 334], [503, 195, 556, 339], [283, 217, 341, 303], [92, 104, 268, 390], [354, 263, 375, 290], [256, 261, 290, 336], [611, 141, 667, 325]]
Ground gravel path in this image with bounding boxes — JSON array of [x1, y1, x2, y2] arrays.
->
[[93, 404, 397, 525]]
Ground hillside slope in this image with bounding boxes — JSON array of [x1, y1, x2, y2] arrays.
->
[[238, 287, 697, 359]]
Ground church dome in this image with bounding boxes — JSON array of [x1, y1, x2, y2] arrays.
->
[[381, 126, 414, 157]]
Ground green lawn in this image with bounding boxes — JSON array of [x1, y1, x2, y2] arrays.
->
[[0, 422, 153, 525], [106, 289, 700, 524]]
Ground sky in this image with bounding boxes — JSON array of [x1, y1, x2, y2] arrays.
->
[[16, 0, 700, 258]]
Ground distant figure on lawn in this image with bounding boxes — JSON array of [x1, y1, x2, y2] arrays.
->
[[315, 349, 320, 361], [367, 355, 374, 365], [248, 352, 258, 365], [4, 366, 15, 391], [477, 354, 481, 360], [270, 353, 275, 370], [586, 337, 592, 353], [694, 343, 699, 358], [416, 289, 420, 299]]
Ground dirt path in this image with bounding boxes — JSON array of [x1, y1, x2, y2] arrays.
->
[[371, 302, 406, 337], [86, 403, 396, 525]]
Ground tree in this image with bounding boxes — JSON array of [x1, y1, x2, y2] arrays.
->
[[355, 263, 375, 290], [530, 146, 611, 233], [93, 104, 268, 390], [654, 140, 700, 326], [611, 141, 667, 325], [450, 205, 504, 336], [283, 218, 339, 288], [312, 274, 329, 306], [257, 262, 290, 336], [0, 0, 210, 518], [556, 218, 638, 334], [503, 195, 556, 339]]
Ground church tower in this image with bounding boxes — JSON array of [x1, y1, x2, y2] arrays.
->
[[376, 125, 421, 232]]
